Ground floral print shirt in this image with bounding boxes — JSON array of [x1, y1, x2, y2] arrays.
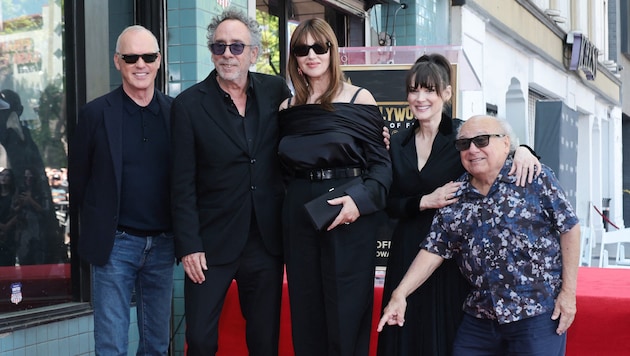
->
[[422, 158, 579, 324]]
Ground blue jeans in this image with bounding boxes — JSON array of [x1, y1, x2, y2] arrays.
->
[[92, 230, 175, 356], [452, 312, 567, 356]]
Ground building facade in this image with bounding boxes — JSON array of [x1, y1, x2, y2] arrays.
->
[[451, 0, 623, 263]]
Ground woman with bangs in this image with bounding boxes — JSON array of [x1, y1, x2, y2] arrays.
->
[[278, 18, 392, 356], [377, 54, 541, 356]]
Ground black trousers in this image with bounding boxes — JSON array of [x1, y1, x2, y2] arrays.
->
[[184, 230, 284, 356], [283, 178, 381, 356]]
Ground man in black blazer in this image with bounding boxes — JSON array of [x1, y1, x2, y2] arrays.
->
[[170, 9, 291, 356], [69, 25, 175, 355]]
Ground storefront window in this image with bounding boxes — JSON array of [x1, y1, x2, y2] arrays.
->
[[0, 0, 70, 314]]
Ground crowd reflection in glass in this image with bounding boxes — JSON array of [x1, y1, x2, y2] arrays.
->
[[0, 90, 68, 266]]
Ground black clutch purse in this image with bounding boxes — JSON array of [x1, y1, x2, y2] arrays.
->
[[303, 177, 362, 231]]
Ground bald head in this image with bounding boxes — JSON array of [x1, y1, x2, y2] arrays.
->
[[457, 115, 513, 187], [113, 25, 161, 102], [115, 25, 159, 54]]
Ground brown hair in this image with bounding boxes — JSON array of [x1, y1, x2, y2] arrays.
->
[[288, 18, 344, 111]]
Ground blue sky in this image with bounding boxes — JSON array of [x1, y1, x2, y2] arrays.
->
[[3, 0, 49, 21]]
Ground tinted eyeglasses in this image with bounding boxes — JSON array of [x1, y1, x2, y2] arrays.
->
[[209, 43, 250, 55], [454, 134, 506, 151], [118, 53, 159, 64], [292, 42, 331, 57]]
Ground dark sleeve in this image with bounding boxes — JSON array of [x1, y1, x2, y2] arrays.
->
[[385, 186, 426, 219], [170, 97, 204, 259], [346, 109, 392, 215], [347, 141, 391, 215], [68, 104, 94, 207]]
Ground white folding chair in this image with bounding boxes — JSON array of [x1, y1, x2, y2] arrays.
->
[[598, 228, 630, 268], [579, 225, 593, 266]]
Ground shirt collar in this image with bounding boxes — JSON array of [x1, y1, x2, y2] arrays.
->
[[211, 70, 254, 98], [457, 157, 516, 197], [123, 90, 160, 116], [403, 113, 454, 146]]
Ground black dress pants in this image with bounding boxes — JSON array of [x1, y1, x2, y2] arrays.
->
[[184, 230, 283, 356], [283, 178, 380, 356]]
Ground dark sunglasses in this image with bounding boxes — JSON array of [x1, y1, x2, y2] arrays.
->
[[454, 134, 505, 151], [292, 42, 331, 57], [210, 43, 250, 55], [119, 53, 159, 64]]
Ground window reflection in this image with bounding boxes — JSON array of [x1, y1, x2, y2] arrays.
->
[[0, 0, 69, 313], [0, 167, 17, 266]]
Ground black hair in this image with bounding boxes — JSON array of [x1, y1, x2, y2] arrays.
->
[[405, 53, 452, 99], [0, 89, 24, 116]]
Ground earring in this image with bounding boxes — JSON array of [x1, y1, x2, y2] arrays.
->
[[297, 68, 303, 76]]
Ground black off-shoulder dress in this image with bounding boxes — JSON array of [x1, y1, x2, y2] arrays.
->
[[278, 100, 392, 356]]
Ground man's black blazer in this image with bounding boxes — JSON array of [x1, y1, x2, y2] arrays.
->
[[170, 71, 291, 264], [69, 86, 173, 266]]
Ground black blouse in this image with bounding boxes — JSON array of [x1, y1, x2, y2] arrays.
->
[[278, 103, 392, 215]]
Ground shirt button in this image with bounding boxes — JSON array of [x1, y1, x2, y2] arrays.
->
[[250, 159, 256, 164], [250, 185, 256, 190]]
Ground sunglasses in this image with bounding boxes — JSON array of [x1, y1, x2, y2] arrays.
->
[[454, 134, 505, 151], [210, 43, 250, 55], [119, 53, 159, 64], [292, 42, 331, 57]]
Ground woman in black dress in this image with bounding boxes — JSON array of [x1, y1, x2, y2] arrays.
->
[[278, 18, 392, 356], [377, 54, 541, 356]]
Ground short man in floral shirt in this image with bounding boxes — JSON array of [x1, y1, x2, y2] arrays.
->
[[378, 115, 580, 356]]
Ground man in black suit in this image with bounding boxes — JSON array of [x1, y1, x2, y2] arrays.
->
[[170, 8, 291, 356], [69, 25, 175, 355]]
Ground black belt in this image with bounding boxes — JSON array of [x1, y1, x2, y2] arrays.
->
[[117, 225, 166, 237], [294, 167, 364, 181]]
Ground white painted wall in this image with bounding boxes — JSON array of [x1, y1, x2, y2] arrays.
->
[[457, 3, 622, 233]]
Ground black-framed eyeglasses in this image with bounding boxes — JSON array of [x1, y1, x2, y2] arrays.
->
[[118, 53, 159, 64], [292, 42, 331, 57], [209, 43, 250, 55], [454, 134, 506, 151]]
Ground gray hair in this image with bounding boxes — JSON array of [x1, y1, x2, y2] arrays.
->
[[457, 115, 518, 153], [115, 25, 160, 53], [206, 8, 262, 60], [496, 117, 518, 152]]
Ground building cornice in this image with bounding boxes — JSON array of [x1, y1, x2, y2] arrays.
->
[[465, 0, 620, 105]]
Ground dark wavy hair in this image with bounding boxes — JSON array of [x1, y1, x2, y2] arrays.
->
[[0, 168, 17, 195]]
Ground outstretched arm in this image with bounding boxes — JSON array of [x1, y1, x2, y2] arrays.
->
[[377, 250, 444, 331]]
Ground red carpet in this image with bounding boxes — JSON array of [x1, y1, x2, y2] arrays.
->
[[566, 267, 630, 356], [216, 276, 382, 356], [212, 267, 630, 355]]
